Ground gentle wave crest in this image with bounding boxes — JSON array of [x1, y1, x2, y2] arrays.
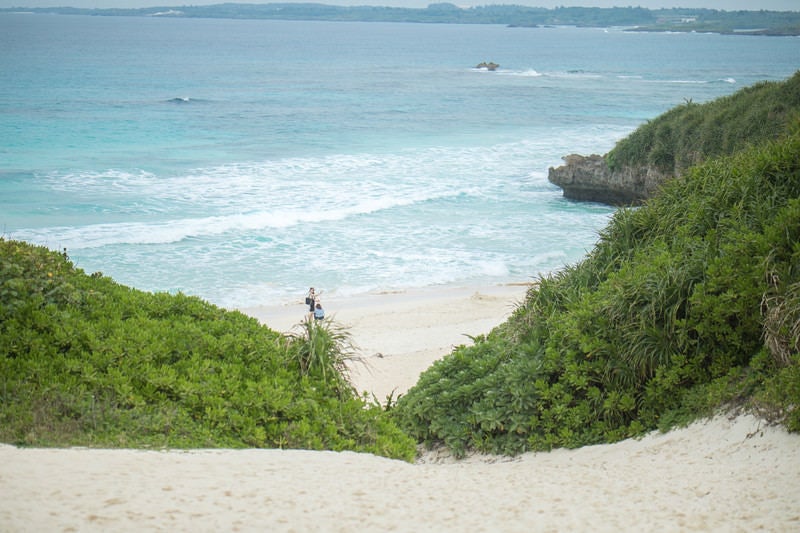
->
[[11, 134, 620, 307], [646, 77, 737, 85], [20, 140, 594, 249], [12, 188, 464, 249]]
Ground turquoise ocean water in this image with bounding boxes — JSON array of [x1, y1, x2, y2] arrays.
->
[[1, 13, 798, 308]]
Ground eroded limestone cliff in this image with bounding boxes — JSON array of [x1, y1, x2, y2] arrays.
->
[[547, 154, 672, 206]]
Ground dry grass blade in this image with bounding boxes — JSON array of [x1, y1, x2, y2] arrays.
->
[[762, 289, 800, 367]]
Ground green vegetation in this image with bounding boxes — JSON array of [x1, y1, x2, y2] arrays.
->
[[635, 9, 800, 36], [4, 4, 799, 36], [607, 71, 800, 175], [0, 242, 415, 460], [394, 132, 800, 457]]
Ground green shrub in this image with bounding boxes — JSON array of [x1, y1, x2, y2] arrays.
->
[[395, 133, 800, 456], [0, 240, 415, 461]]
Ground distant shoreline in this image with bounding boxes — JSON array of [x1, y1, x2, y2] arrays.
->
[[3, 4, 799, 37]]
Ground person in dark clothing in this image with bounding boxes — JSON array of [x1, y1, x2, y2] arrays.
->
[[306, 287, 316, 314]]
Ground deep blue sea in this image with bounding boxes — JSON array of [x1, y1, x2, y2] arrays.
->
[[1, 13, 798, 308]]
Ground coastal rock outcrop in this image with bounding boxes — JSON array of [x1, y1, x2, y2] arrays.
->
[[548, 154, 671, 206], [475, 61, 499, 71]]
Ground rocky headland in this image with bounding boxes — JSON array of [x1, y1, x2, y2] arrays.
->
[[547, 153, 671, 206], [549, 72, 800, 207]]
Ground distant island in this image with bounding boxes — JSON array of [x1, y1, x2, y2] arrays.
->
[[3, 3, 800, 36]]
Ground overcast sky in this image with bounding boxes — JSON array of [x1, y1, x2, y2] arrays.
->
[[1, 0, 797, 11]]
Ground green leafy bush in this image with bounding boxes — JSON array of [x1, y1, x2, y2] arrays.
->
[[395, 133, 800, 457], [0, 240, 415, 461]]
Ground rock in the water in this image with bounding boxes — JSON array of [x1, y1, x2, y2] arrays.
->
[[475, 61, 499, 71]]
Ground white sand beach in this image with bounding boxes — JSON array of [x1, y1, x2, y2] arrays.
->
[[242, 283, 530, 403], [2, 284, 799, 531]]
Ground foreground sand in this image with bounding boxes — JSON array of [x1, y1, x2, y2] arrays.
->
[[2, 284, 799, 531], [2, 414, 798, 531]]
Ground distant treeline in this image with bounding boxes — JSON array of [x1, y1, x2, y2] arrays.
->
[[3, 3, 800, 36]]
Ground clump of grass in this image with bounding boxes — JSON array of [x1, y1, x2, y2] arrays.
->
[[280, 317, 367, 395], [762, 280, 800, 368], [607, 70, 800, 175]]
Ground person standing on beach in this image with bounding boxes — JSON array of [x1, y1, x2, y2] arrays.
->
[[306, 287, 321, 319]]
